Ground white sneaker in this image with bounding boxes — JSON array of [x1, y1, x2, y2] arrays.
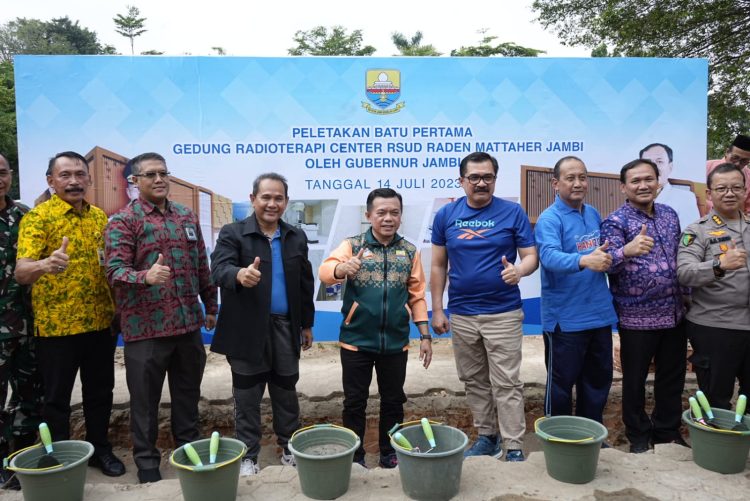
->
[[280, 448, 296, 467], [239, 457, 260, 476]]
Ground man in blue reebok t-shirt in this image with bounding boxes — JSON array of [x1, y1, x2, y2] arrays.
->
[[431, 151, 538, 462]]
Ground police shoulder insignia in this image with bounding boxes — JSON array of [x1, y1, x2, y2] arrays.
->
[[681, 233, 695, 246], [712, 215, 725, 226]]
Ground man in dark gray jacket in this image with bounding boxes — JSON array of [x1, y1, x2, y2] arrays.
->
[[210, 172, 314, 476]]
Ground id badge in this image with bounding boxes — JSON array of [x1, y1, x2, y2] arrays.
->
[[184, 225, 198, 242]]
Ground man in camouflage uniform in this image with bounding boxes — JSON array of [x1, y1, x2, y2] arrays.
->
[[0, 153, 43, 490]]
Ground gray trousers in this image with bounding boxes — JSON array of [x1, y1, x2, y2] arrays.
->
[[229, 315, 300, 459], [124, 330, 207, 471]]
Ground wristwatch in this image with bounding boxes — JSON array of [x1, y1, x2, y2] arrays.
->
[[419, 334, 432, 341], [712, 257, 725, 277]]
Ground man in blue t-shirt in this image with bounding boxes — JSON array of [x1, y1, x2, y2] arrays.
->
[[534, 156, 617, 426], [431, 152, 538, 462]]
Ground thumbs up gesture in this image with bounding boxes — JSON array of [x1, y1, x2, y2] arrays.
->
[[719, 238, 748, 271], [46, 236, 70, 274], [145, 253, 171, 285], [500, 255, 521, 285], [580, 240, 613, 272], [237, 256, 262, 288], [624, 224, 655, 257], [336, 247, 366, 280]]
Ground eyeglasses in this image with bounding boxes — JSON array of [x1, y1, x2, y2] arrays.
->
[[711, 185, 746, 195], [133, 171, 171, 180], [55, 172, 89, 181], [463, 174, 497, 185], [727, 154, 750, 167]]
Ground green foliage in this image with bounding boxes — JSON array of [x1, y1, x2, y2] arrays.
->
[[532, 0, 750, 157], [391, 31, 441, 56], [0, 17, 109, 61], [0, 61, 18, 198], [288, 26, 376, 56], [114, 5, 147, 55], [140, 49, 163, 55], [451, 29, 545, 57]]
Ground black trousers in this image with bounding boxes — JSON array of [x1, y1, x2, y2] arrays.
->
[[36, 329, 116, 455], [619, 323, 686, 446], [687, 320, 750, 410], [340, 349, 407, 461], [543, 325, 613, 423], [124, 330, 207, 471]]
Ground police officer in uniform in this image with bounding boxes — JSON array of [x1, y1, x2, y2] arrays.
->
[[677, 163, 750, 409]]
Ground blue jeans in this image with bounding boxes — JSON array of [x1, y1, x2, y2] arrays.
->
[[543, 325, 613, 423]]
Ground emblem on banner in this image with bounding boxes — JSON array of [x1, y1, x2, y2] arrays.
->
[[362, 69, 405, 114]]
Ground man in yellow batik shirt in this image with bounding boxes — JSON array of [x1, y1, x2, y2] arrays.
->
[[15, 151, 125, 477]]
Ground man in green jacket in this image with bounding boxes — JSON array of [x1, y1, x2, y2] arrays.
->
[[320, 188, 432, 468]]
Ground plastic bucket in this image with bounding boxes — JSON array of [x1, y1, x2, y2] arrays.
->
[[390, 422, 468, 501], [169, 437, 247, 501], [682, 408, 750, 474], [7, 440, 93, 501], [288, 424, 360, 500], [534, 416, 608, 484]]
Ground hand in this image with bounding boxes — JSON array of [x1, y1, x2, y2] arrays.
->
[[719, 239, 748, 271], [431, 309, 450, 335], [301, 328, 313, 351], [336, 248, 365, 279], [145, 253, 171, 285], [236, 256, 262, 287], [204, 314, 217, 331], [500, 255, 521, 285], [580, 240, 613, 272], [623, 224, 654, 257], [45, 236, 70, 274], [419, 338, 433, 369]]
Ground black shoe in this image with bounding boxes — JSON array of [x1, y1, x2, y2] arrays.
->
[[1, 468, 21, 491], [629, 442, 650, 454], [89, 451, 126, 477], [137, 468, 162, 484]]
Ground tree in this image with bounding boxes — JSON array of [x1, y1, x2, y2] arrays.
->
[[288, 26, 375, 56], [391, 31, 441, 56], [0, 17, 112, 62], [531, 0, 750, 157], [451, 29, 545, 57], [140, 49, 163, 55], [211, 46, 226, 55], [0, 61, 18, 199], [114, 5, 147, 55]]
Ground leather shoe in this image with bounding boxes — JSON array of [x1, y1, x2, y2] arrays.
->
[[89, 451, 126, 477], [137, 468, 162, 484]]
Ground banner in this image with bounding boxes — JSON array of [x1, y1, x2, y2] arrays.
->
[[14, 56, 708, 338]]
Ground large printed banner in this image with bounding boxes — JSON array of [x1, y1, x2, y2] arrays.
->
[[14, 56, 708, 339]]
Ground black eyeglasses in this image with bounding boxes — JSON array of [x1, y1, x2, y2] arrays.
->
[[133, 171, 171, 180], [463, 174, 496, 185], [711, 185, 746, 195]]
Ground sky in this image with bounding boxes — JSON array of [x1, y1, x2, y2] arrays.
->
[[2, 0, 590, 58]]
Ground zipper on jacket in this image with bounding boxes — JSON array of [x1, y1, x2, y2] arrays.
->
[[379, 244, 389, 353]]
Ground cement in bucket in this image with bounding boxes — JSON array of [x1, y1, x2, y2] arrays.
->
[[391, 423, 468, 501], [7, 440, 93, 501], [682, 408, 750, 474], [169, 437, 247, 501], [288, 424, 360, 500], [534, 416, 608, 484]]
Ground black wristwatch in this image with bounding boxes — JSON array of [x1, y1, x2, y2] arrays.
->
[[419, 335, 432, 341], [712, 257, 725, 277]]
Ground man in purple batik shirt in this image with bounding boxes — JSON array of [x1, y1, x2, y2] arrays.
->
[[601, 159, 688, 454]]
